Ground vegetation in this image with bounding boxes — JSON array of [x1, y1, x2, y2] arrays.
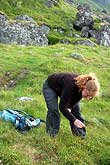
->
[[74, 0, 110, 12], [0, 0, 110, 165]]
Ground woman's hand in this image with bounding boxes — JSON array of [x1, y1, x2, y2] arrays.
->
[[74, 119, 85, 128]]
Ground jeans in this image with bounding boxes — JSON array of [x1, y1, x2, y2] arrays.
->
[[43, 80, 60, 137]]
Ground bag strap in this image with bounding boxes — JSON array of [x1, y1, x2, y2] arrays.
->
[[14, 109, 36, 119], [40, 119, 45, 123], [6, 109, 23, 119]]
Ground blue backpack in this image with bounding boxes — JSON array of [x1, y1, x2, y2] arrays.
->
[[0, 109, 45, 133]]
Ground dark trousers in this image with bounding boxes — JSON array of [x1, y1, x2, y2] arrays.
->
[[43, 80, 60, 137]]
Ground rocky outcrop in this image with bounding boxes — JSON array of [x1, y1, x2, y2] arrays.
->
[[73, 4, 94, 31], [73, 4, 110, 47], [97, 25, 110, 46], [0, 13, 50, 46]]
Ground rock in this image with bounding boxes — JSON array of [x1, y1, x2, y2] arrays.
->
[[15, 14, 36, 23], [0, 12, 8, 22], [73, 4, 94, 31], [71, 53, 85, 62], [97, 25, 110, 47], [74, 39, 96, 47], [45, 0, 59, 7], [0, 14, 50, 46]]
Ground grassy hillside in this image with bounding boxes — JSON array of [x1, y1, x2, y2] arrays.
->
[[0, 0, 79, 45], [0, 0, 108, 45], [0, 0, 110, 165], [0, 44, 110, 165], [0, 1, 77, 27]]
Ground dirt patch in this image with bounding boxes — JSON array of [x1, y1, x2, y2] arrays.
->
[[0, 68, 29, 88], [13, 144, 44, 163]]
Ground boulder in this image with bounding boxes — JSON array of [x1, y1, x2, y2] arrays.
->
[[97, 25, 110, 46], [73, 4, 94, 31], [0, 14, 50, 46]]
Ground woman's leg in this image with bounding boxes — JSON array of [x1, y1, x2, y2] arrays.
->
[[43, 80, 60, 137]]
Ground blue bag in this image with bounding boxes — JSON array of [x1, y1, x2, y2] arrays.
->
[[0, 109, 45, 133]]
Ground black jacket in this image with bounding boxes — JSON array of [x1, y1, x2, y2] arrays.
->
[[47, 73, 82, 122]]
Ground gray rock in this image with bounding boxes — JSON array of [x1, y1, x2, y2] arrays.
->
[[15, 15, 36, 23], [71, 53, 85, 62], [81, 26, 90, 38], [73, 4, 94, 31], [40, 24, 50, 35], [45, 0, 59, 7], [96, 25, 110, 47], [0, 15, 50, 46], [0, 12, 7, 22], [74, 39, 96, 47]]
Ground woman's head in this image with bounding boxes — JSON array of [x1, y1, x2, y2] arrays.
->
[[75, 73, 100, 100]]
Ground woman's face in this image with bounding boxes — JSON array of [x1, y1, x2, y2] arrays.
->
[[82, 88, 94, 100]]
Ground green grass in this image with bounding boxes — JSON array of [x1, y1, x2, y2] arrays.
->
[[0, 0, 78, 44], [0, 0, 110, 164], [0, 0, 109, 45], [0, 43, 110, 165]]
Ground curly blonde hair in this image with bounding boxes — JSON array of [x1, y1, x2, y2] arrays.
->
[[74, 73, 100, 97]]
